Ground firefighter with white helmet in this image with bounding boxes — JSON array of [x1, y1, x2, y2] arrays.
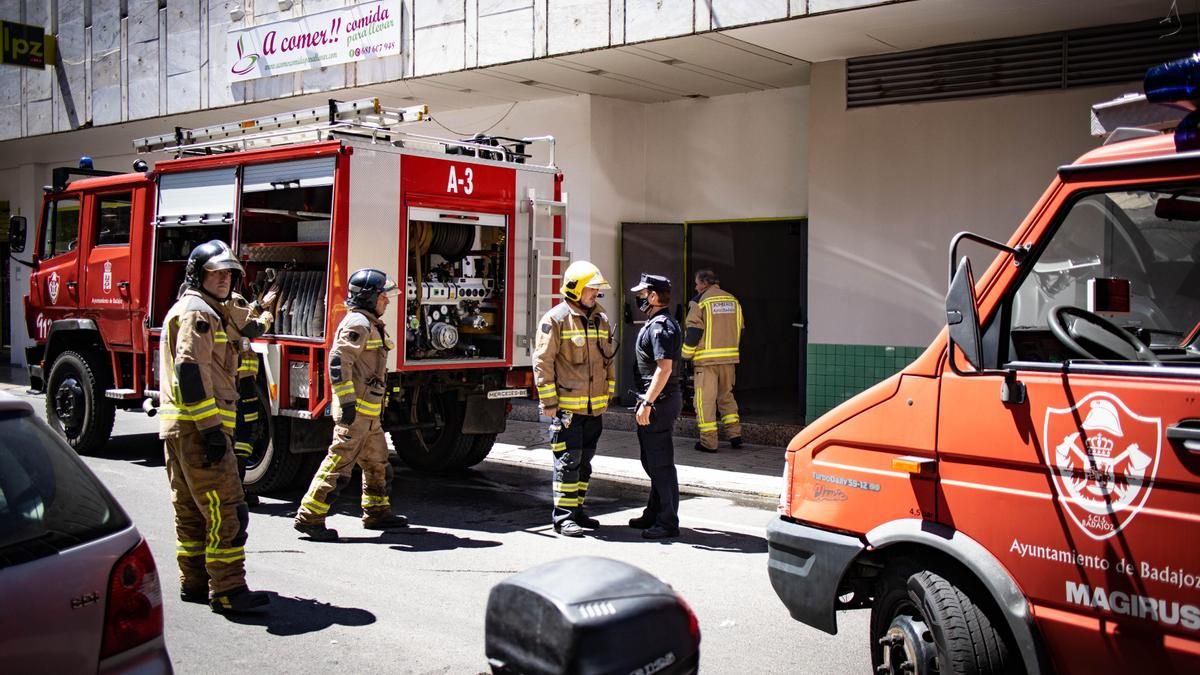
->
[[532, 260, 617, 537], [295, 268, 408, 541], [159, 240, 270, 614]]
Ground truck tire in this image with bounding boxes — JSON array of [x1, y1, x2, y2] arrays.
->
[[45, 350, 116, 455], [242, 384, 303, 495], [457, 433, 498, 468], [870, 564, 1010, 675], [392, 388, 473, 472]]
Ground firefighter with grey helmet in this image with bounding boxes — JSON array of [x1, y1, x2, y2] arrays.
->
[[295, 268, 408, 541], [532, 260, 617, 537], [159, 240, 270, 614]]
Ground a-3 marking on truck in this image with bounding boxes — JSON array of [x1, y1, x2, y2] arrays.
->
[[1043, 391, 1162, 541]]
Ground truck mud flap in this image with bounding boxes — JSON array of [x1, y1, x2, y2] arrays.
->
[[462, 395, 507, 434], [766, 518, 864, 635]]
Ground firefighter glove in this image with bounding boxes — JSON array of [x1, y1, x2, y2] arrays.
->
[[202, 427, 229, 464], [341, 402, 357, 426]]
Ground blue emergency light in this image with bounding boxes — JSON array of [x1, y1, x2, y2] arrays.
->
[[1145, 53, 1200, 151]]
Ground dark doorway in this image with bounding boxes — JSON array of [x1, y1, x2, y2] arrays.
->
[[687, 219, 807, 423], [617, 223, 685, 405]]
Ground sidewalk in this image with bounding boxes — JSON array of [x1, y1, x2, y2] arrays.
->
[[490, 418, 784, 506], [2, 362, 785, 506]]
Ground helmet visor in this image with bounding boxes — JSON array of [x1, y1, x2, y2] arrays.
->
[[585, 272, 611, 290], [202, 248, 245, 276]]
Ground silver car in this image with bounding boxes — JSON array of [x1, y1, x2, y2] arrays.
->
[[0, 393, 171, 673]]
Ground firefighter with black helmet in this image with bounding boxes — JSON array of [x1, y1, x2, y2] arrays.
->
[[294, 268, 408, 541], [160, 240, 270, 614], [532, 260, 617, 537]]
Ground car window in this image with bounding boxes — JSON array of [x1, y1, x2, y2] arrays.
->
[[0, 410, 130, 569], [95, 192, 132, 246], [40, 197, 80, 258], [1010, 186, 1200, 358]]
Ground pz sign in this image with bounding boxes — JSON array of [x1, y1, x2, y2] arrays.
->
[[2, 21, 50, 70]]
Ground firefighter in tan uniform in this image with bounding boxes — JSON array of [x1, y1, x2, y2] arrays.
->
[[294, 268, 408, 541], [223, 286, 277, 506], [533, 261, 617, 537], [160, 240, 269, 614], [682, 269, 744, 452]]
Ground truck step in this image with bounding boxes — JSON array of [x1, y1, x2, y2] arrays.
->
[[105, 389, 141, 400]]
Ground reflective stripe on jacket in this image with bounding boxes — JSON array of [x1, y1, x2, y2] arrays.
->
[[532, 300, 616, 414], [159, 290, 239, 438], [682, 284, 743, 365], [330, 309, 391, 421]]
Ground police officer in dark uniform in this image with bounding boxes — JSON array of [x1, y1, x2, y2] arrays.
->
[[628, 273, 683, 539]]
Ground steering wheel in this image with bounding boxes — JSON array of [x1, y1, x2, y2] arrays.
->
[[1047, 304, 1159, 364]]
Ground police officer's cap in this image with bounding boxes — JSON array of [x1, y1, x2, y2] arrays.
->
[[629, 273, 671, 294]]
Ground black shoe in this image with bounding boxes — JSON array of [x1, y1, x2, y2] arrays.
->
[[729, 437, 743, 449], [642, 525, 680, 540], [628, 516, 654, 529], [694, 441, 718, 453], [554, 520, 584, 537], [245, 493, 260, 507], [210, 586, 270, 614], [363, 514, 409, 530], [180, 584, 209, 604], [575, 513, 600, 529], [294, 521, 340, 542]]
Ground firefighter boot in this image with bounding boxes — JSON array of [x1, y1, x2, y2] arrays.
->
[[363, 513, 409, 530], [574, 511, 600, 529], [729, 437, 743, 449], [554, 520, 584, 537], [180, 583, 209, 604], [294, 521, 340, 542], [210, 586, 271, 614], [694, 441, 718, 453]]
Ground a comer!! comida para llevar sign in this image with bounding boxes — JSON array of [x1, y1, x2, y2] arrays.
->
[[226, 0, 400, 83]]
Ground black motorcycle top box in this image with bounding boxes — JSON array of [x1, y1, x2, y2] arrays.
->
[[485, 556, 700, 675]]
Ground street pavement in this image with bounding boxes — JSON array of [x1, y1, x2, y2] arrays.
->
[[3, 380, 871, 674]]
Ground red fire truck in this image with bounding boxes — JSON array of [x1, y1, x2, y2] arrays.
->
[[11, 99, 569, 493]]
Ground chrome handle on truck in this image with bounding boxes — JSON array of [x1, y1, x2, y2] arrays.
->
[[1167, 423, 1200, 452]]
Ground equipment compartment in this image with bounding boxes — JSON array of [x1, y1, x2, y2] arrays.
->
[[237, 158, 335, 340], [404, 207, 507, 363]]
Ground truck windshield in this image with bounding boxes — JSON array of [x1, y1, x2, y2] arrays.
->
[[1012, 187, 1200, 350]]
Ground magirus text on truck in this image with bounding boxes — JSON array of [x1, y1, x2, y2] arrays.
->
[[13, 98, 570, 493], [766, 56, 1200, 673]]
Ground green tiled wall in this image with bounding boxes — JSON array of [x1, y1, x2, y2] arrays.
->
[[806, 343, 925, 423]]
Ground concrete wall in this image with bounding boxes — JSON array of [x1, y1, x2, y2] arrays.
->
[[0, 0, 875, 141], [806, 60, 1137, 348]]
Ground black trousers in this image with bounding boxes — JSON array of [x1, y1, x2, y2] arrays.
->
[[549, 412, 604, 524], [637, 391, 682, 530]]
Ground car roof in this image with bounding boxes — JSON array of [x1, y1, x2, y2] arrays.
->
[[0, 391, 34, 414]]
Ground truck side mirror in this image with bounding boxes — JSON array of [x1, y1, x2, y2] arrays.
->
[[8, 215, 27, 254], [946, 257, 982, 374]]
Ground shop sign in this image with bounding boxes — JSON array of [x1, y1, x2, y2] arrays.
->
[[2, 21, 53, 69], [226, 0, 400, 83]]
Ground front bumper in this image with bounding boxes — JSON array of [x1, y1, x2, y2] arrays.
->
[[766, 517, 865, 635]]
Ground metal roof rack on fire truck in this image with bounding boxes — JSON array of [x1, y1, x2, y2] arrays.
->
[[132, 97, 556, 169]]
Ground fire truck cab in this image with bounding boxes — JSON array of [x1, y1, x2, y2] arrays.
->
[[767, 59, 1200, 673], [13, 99, 568, 494]]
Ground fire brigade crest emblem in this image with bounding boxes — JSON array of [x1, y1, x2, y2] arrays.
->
[[1042, 392, 1161, 541], [103, 261, 113, 293], [47, 272, 60, 304]]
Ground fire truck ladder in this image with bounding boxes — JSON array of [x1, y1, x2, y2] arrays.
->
[[132, 98, 430, 155], [132, 98, 558, 170], [526, 188, 570, 355]]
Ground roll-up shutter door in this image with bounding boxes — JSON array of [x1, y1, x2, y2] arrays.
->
[[242, 158, 336, 193], [157, 168, 238, 221]]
